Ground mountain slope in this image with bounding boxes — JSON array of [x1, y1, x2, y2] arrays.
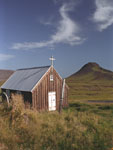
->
[[71, 63, 113, 81], [66, 63, 113, 101], [0, 69, 14, 81]]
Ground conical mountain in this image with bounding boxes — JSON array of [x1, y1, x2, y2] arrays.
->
[[66, 62, 113, 101]]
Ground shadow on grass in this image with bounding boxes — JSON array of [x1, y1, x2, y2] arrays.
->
[[98, 105, 113, 110], [64, 102, 93, 112], [64, 102, 113, 117]]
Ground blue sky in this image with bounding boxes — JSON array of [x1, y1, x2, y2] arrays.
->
[[0, 0, 113, 77]]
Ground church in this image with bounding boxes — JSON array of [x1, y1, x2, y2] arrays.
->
[[1, 57, 68, 111]]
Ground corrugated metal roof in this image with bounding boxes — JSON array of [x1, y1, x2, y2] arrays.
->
[[1, 66, 50, 92]]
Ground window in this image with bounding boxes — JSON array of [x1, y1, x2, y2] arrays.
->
[[50, 74, 54, 81]]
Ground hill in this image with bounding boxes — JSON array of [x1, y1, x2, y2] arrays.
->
[[66, 62, 113, 101], [0, 69, 14, 81]]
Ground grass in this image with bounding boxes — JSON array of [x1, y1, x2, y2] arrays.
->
[[65, 101, 113, 117], [0, 78, 113, 149], [0, 95, 113, 150], [66, 77, 113, 101]]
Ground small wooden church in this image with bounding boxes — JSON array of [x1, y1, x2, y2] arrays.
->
[[1, 57, 68, 111]]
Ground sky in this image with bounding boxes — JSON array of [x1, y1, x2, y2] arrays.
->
[[0, 0, 113, 77]]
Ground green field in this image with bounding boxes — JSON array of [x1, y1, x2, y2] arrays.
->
[[66, 78, 113, 101]]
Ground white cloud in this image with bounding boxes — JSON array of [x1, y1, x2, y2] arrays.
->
[[93, 0, 113, 31], [11, 41, 53, 50], [41, 21, 52, 26], [0, 53, 14, 61], [39, 17, 54, 26], [51, 3, 84, 45], [11, 2, 85, 50]]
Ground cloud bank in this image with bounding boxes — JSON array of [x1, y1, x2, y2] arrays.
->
[[93, 0, 113, 31], [11, 2, 84, 50], [0, 54, 14, 61]]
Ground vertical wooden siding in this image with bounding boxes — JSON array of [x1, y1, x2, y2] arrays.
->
[[32, 67, 68, 111]]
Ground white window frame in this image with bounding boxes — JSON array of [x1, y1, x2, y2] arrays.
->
[[50, 74, 54, 81]]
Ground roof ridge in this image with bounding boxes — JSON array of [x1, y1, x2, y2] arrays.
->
[[17, 66, 51, 71]]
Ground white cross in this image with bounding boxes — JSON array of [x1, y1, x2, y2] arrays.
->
[[49, 56, 55, 66]]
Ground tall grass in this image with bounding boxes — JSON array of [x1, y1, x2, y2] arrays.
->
[[0, 94, 113, 150]]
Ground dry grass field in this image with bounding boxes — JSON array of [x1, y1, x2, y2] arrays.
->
[[0, 95, 113, 150]]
